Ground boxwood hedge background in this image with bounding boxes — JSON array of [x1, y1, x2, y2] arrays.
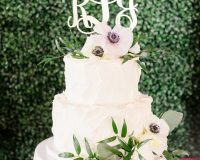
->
[[0, 0, 200, 159]]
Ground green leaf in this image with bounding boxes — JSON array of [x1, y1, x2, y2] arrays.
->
[[132, 33, 146, 46], [74, 50, 83, 56], [112, 144, 121, 150], [137, 139, 152, 149], [64, 38, 75, 50], [110, 148, 123, 157], [63, 47, 73, 52], [140, 56, 156, 62], [55, 39, 65, 55], [174, 157, 180, 160], [172, 150, 189, 156], [136, 60, 148, 73], [123, 148, 135, 160], [117, 137, 131, 151], [122, 55, 132, 64], [161, 110, 183, 132], [111, 117, 118, 134], [59, 37, 71, 49], [73, 134, 81, 156], [152, 152, 158, 156], [70, 29, 81, 48], [58, 152, 75, 158], [37, 58, 52, 67], [94, 152, 97, 158], [71, 53, 86, 59], [97, 143, 120, 160], [128, 135, 134, 148], [98, 136, 116, 143], [121, 119, 127, 138], [162, 150, 173, 160], [74, 158, 84, 160], [138, 153, 146, 160], [108, 155, 120, 160], [85, 138, 93, 158], [85, 158, 93, 160], [131, 131, 134, 136], [134, 139, 138, 145]]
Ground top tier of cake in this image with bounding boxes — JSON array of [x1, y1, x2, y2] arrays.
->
[[64, 55, 141, 105]]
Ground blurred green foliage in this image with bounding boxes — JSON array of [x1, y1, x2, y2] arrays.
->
[[0, 0, 200, 159]]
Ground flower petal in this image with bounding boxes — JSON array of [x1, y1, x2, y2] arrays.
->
[[90, 34, 107, 46], [157, 119, 170, 137], [112, 24, 124, 34], [94, 21, 111, 35], [81, 36, 96, 57], [118, 40, 133, 55], [103, 43, 127, 56], [129, 42, 141, 54], [118, 27, 133, 41]]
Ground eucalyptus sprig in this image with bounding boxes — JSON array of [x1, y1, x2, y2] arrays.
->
[[37, 30, 88, 67]]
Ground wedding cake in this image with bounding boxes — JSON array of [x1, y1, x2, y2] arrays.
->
[[34, 2, 187, 160]]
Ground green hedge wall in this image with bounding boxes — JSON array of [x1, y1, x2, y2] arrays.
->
[[0, 0, 200, 159]]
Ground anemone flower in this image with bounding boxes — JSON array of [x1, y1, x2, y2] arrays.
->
[[90, 22, 133, 56], [143, 114, 170, 138]]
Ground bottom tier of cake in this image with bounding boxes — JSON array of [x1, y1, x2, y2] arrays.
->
[[33, 137, 164, 160], [34, 137, 72, 160], [52, 93, 153, 158]]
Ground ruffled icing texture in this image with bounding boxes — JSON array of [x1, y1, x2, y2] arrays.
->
[[52, 93, 153, 157], [64, 55, 141, 105]]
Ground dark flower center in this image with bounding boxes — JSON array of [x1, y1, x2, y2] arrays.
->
[[107, 32, 120, 43], [149, 123, 160, 134], [92, 46, 104, 57]]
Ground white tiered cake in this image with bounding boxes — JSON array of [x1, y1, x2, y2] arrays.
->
[[34, 20, 185, 160]]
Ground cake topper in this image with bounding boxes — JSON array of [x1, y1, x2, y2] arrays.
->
[[68, 0, 138, 34], [38, 0, 176, 71]]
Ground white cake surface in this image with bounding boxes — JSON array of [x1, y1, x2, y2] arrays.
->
[[52, 92, 153, 157], [64, 55, 141, 105]]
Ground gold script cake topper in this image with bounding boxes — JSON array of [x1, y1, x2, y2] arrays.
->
[[68, 0, 138, 34]]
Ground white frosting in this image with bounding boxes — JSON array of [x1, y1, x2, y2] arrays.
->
[[52, 93, 152, 158], [64, 55, 141, 105]]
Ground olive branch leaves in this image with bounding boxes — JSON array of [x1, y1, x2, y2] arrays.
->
[[58, 117, 188, 160], [37, 30, 88, 68]]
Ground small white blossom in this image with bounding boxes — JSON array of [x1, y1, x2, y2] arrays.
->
[[143, 114, 170, 138], [129, 42, 141, 54]]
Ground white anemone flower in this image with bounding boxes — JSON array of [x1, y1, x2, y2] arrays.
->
[[143, 114, 170, 138], [90, 21, 133, 56]]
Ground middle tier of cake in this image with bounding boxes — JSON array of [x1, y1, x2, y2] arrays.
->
[[52, 93, 153, 157]]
